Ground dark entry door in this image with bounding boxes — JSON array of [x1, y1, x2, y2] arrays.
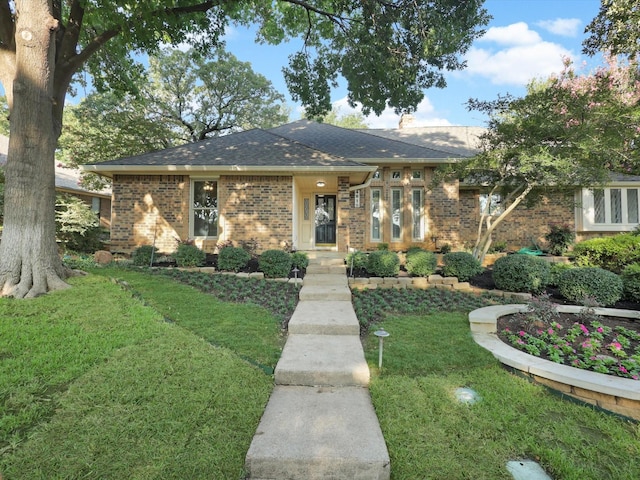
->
[[315, 195, 336, 244]]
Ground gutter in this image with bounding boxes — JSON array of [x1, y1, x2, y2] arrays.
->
[[349, 170, 375, 191]]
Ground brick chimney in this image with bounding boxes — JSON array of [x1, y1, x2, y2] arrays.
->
[[399, 113, 414, 129]]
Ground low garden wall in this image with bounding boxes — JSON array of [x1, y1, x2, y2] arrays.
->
[[469, 305, 640, 421]]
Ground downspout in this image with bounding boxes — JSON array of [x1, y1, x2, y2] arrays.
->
[[349, 171, 376, 192]]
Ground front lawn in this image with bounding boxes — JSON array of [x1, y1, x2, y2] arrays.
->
[[1, 267, 638, 479]]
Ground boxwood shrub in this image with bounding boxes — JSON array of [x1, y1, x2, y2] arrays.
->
[[405, 249, 437, 277], [441, 251, 483, 282], [548, 262, 575, 287], [621, 263, 640, 302], [366, 250, 400, 277], [131, 245, 157, 266], [346, 250, 368, 270], [492, 254, 550, 294], [291, 251, 310, 270], [557, 267, 623, 306], [217, 246, 251, 272], [173, 243, 206, 267], [573, 233, 640, 272], [259, 249, 292, 278]]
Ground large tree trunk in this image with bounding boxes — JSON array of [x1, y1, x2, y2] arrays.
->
[[0, 1, 69, 298]]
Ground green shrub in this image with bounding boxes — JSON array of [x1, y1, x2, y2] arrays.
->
[[545, 224, 575, 256], [441, 251, 484, 281], [131, 245, 158, 266], [573, 233, 640, 272], [259, 250, 292, 278], [557, 267, 623, 306], [217, 246, 251, 272], [367, 250, 400, 277], [488, 241, 507, 253], [439, 243, 452, 254], [173, 243, 206, 267], [405, 249, 437, 277], [548, 262, 575, 287], [346, 250, 368, 270], [621, 263, 640, 302], [492, 254, 550, 294], [55, 194, 106, 253], [291, 251, 309, 270], [377, 243, 389, 251]]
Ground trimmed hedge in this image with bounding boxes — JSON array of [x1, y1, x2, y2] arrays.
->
[[346, 250, 368, 270], [132, 245, 157, 266], [291, 251, 310, 270], [217, 246, 251, 272], [441, 252, 483, 282], [621, 263, 640, 302], [492, 254, 550, 294], [405, 249, 437, 277], [573, 233, 640, 273], [548, 262, 575, 287], [366, 250, 400, 277], [173, 243, 206, 267], [258, 250, 292, 278], [557, 267, 623, 306]]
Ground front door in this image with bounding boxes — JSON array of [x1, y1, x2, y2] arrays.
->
[[315, 195, 336, 245]]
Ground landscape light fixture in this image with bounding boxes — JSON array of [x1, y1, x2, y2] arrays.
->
[[374, 329, 390, 371]]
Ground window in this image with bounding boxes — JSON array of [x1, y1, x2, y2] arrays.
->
[[412, 170, 422, 180], [391, 170, 401, 180], [91, 197, 100, 215], [371, 188, 382, 241], [479, 193, 502, 216], [412, 189, 424, 240], [192, 180, 218, 237], [583, 187, 640, 230], [372, 170, 381, 180], [391, 188, 402, 241]]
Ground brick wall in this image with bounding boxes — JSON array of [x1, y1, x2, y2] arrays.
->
[[337, 176, 351, 252], [219, 175, 293, 252], [111, 175, 187, 254], [459, 189, 575, 250]]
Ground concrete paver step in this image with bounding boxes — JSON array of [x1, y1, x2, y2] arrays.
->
[[306, 264, 346, 275], [245, 385, 390, 480], [302, 273, 348, 286], [288, 300, 360, 336], [299, 284, 352, 301], [275, 334, 370, 386]]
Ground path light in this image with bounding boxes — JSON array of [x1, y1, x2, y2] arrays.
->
[[374, 329, 390, 371], [292, 267, 300, 288]]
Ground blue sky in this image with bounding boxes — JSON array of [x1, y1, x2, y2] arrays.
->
[[224, 0, 604, 128]]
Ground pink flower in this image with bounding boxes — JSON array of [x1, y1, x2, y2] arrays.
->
[[547, 328, 554, 335], [579, 324, 589, 335], [609, 342, 622, 351], [519, 331, 526, 337], [517, 339, 525, 345], [597, 327, 604, 333], [620, 366, 628, 374]]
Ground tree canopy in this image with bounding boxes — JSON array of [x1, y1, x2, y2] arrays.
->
[[448, 57, 640, 261], [583, 0, 640, 59]]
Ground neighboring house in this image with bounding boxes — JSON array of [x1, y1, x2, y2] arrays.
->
[[81, 120, 639, 256], [0, 133, 111, 229]]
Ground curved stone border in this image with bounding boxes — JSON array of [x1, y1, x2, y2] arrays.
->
[[469, 305, 640, 421]]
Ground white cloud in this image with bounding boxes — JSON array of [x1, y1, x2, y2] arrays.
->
[[462, 22, 574, 86], [479, 22, 542, 46], [536, 18, 582, 37]]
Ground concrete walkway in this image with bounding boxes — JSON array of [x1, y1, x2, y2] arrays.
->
[[244, 252, 390, 479]]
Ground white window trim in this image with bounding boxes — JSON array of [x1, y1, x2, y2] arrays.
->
[[190, 178, 219, 239], [581, 186, 640, 231], [371, 188, 382, 242], [391, 187, 402, 241], [479, 193, 503, 217]]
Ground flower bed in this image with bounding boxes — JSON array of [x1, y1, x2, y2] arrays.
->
[[469, 305, 640, 421]]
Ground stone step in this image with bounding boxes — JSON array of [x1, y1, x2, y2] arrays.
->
[[299, 283, 352, 301], [306, 264, 346, 275], [275, 334, 370, 387], [244, 385, 390, 480], [288, 300, 360, 336]]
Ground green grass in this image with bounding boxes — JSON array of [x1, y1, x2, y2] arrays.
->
[[0, 273, 275, 479], [364, 312, 640, 480], [1, 266, 639, 479]]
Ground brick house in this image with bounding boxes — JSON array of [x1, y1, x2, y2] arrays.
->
[[81, 120, 640, 255]]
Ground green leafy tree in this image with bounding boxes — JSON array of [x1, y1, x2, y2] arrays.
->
[[314, 107, 368, 129], [0, 0, 489, 297], [0, 95, 8, 135], [445, 57, 640, 263], [583, 0, 640, 60]]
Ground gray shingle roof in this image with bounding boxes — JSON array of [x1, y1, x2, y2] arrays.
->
[[270, 120, 463, 159], [90, 127, 367, 168]]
